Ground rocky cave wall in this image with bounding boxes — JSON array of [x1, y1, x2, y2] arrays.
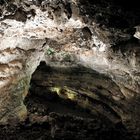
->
[[0, 0, 140, 133]]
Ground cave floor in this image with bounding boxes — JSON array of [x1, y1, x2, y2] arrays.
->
[[0, 90, 135, 140]]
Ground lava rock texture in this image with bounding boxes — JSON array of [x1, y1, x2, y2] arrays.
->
[[0, 0, 140, 138]]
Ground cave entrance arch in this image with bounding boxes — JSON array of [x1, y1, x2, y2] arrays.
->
[[24, 61, 122, 124]]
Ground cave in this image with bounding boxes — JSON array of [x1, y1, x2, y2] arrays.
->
[[23, 61, 128, 140], [0, 0, 140, 139], [27, 61, 123, 123]]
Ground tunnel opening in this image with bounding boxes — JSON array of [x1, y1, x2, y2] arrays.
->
[[22, 61, 131, 140], [25, 62, 94, 119]]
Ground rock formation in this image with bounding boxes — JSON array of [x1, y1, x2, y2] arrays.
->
[[0, 0, 140, 135]]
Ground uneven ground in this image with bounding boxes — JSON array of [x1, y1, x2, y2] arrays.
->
[[0, 101, 131, 139]]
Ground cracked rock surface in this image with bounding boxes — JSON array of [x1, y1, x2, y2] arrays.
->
[[0, 0, 140, 137]]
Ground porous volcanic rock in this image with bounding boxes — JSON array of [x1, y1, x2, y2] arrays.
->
[[0, 0, 140, 134]]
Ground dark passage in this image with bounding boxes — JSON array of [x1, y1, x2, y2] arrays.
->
[[1, 62, 134, 140]]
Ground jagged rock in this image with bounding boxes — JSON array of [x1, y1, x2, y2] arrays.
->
[[0, 0, 140, 135], [0, 37, 46, 124], [134, 26, 140, 40]]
